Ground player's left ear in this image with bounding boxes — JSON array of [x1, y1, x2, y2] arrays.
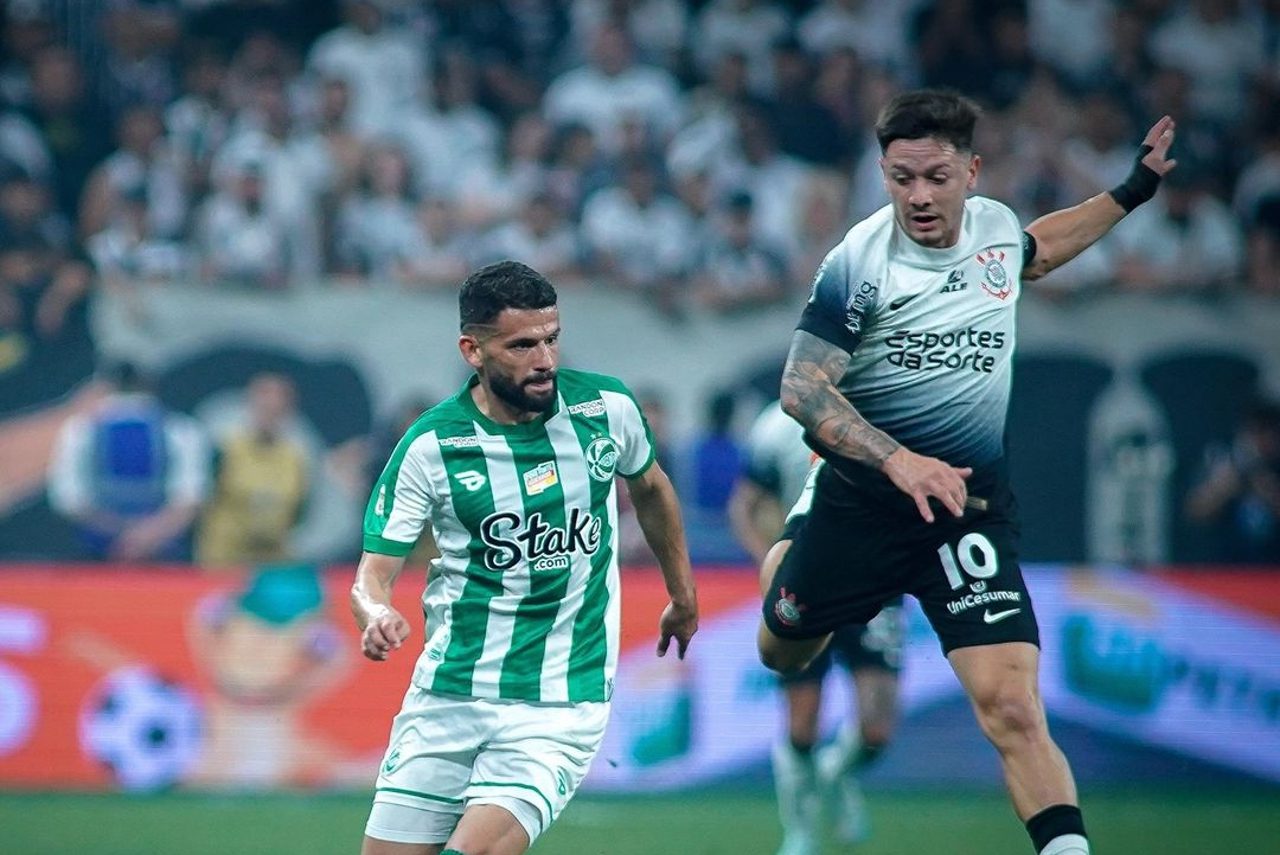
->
[[967, 153, 981, 190]]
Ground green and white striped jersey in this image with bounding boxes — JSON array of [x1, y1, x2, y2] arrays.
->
[[363, 368, 655, 704]]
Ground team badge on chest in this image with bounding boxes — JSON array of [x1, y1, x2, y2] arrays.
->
[[523, 461, 559, 495], [976, 248, 1012, 300]]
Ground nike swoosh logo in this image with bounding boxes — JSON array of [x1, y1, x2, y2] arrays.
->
[[887, 293, 921, 311], [983, 608, 1021, 624]]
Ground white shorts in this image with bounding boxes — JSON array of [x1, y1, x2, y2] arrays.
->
[[365, 687, 610, 846]]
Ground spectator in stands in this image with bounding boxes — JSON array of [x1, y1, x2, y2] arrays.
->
[[792, 169, 852, 291], [1185, 398, 1280, 563], [213, 73, 331, 280], [310, 76, 364, 206], [20, 46, 112, 218], [99, 0, 180, 116], [543, 20, 684, 155], [397, 47, 502, 207], [1245, 195, 1280, 295], [87, 180, 191, 290], [713, 104, 811, 257], [1150, 0, 1264, 128], [766, 37, 850, 168], [164, 45, 232, 202], [334, 143, 419, 281], [195, 158, 291, 289], [478, 192, 582, 283], [48, 360, 210, 561], [197, 372, 310, 569], [798, 0, 922, 78], [0, 169, 91, 341], [454, 111, 554, 230], [570, 0, 687, 73], [1059, 91, 1139, 207], [1027, 0, 1115, 90], [1112, 166, 1244, 293], [394, 198, 474, 290], [544, 121, 611, 220], [691, 190, 788, 312], [580, 156, 693, 315], [693, 0, 790, 95], [79, 105, 187, 243], [306, 0, 424, 137]]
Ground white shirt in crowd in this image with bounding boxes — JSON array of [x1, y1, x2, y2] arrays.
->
[[580, 185, 693, 283], [306, 22, 425, 137], [543, 62, 684, 153]]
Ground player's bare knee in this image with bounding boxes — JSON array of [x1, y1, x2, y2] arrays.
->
[[758, 642, 800, 675], [973, 685, 1046, 747]]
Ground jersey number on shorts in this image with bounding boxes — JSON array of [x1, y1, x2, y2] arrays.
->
[[937, 533, 999, 590]]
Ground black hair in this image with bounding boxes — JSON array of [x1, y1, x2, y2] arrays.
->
[[459, 260, 557, 329], [875, 89, 981, 154]]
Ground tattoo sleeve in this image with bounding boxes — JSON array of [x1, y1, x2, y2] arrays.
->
[[779, 330, 900, 468]]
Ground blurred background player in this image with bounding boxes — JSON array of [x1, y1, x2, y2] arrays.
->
[[730, 398, 904, 855]]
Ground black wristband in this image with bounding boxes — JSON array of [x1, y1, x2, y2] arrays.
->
[[1109, 144, 1161, 213]]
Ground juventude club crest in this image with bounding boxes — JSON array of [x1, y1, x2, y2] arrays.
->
[[976, 248, 1011, 300], [585, 436, 620, 482]]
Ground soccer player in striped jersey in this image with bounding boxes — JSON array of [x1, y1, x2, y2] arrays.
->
[[759, 91, 1177, 855], [352, 261, 699, 855]]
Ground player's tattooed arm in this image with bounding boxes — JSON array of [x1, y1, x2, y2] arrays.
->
[[780, 329, 900, 468]]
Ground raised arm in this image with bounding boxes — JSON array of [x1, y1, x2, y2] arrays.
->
[[1023, 116, 1177, 281], [625, 461, 698, 659], [780, 330, 970, 522]]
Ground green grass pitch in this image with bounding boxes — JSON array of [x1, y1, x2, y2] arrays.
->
[[1, 789, 1276, 853]]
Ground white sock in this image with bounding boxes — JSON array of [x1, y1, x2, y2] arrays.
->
[[818, 724, 861, 778], [1040, 833, 1090, 855], [771, 742, 819, 832]]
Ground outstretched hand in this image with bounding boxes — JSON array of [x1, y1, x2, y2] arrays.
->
[[1140, 116, 1177, 177]]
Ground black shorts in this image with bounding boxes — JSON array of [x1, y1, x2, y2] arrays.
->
[[779, 600, 906, 685], [764, 459, 1039, 655]]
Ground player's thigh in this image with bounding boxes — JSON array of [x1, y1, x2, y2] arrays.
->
[[761, 482, 900, 641], [445, 803, 531, 855], [467, 700, 610, 848], [362, 825, 445, 855], [366, 689, 484, 847], [908, 515, 1040, 655], [758, 537, 792, 597]]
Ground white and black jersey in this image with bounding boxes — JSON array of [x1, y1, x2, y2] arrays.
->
[[798, 197, 1030, 470]]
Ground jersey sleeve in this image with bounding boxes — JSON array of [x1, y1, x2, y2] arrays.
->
[[796, 232, 880, 353], [363, 431, 438, 556], [601, 387, 656, 478]]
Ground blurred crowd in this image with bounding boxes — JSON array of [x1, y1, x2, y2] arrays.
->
[[6, 0, 1280, 567], [1, 0, 1279, 334]]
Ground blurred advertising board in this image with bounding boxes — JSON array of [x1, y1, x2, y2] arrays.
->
[[0, 565, 1276, 792]]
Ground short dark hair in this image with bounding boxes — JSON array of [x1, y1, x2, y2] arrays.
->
[[875, 89, 981, 154], [459, 260, 557, 329]]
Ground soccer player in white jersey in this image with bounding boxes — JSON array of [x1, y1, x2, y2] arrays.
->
[[757, 90, 1177, 855], [353, 260, 699, 855], [731, 401, 904, 855]]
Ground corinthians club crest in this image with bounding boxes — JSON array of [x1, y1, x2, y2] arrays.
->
[[976, 248, 1011, 300]]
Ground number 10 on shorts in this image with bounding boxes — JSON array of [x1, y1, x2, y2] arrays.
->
[[937, 533, 999, 590]]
